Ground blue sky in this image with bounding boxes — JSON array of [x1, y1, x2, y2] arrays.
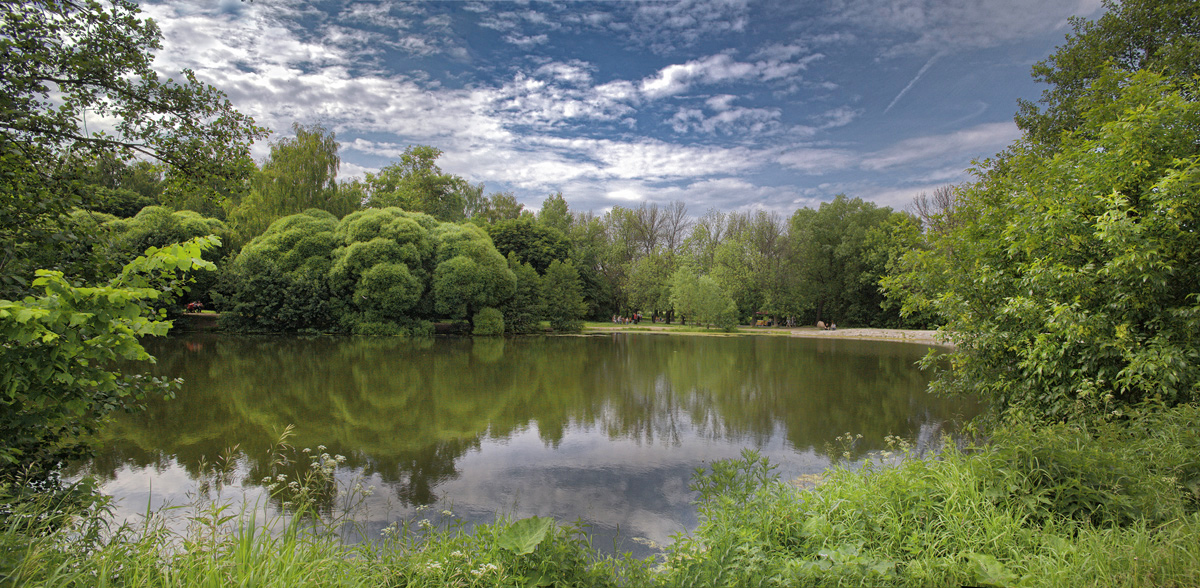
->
[[142, 0, 1104, 215]]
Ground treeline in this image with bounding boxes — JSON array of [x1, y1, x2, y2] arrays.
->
[[55, 128, 928, 334]]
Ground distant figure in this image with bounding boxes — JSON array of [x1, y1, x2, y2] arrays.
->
[[817, 320, 826, 330], [186, 301, 204, 313], [831, 323, 837, 331]]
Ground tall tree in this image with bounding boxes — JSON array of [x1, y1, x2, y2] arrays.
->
[[1015, 0, 1200, 150], [537, 191, 572, 234], [788, 196, 898, 326], [0, 0, 265, 297], [363, 145, 468, 222], [542, 259, 586, 332], [230, 123, 356, 240], [886, 70, 1200, 420]]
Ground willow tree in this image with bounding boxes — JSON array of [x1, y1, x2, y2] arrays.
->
[[230, 123, 358, 240]]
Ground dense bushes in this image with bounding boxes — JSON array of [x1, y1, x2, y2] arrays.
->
[[660, 408, 1200, 587], [219, 208, 585, 335]]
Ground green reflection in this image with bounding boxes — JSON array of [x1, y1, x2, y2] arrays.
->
[[80, 334, 977, 506]]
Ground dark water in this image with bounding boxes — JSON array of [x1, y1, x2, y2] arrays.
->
[[75, 333, 978, 556]]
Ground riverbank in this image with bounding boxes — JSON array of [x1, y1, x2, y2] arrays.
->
[[584, 322, 951, 346], [8, 405, 1198, 587]]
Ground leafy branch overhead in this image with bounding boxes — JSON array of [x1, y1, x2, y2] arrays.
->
[[0, 0, 267, 189]]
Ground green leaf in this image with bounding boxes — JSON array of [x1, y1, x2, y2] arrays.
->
[[496, 516, 555, 555], [966, 552, 1019, 587]]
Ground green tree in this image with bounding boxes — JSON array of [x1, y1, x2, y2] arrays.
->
[[501, 254, 544, 334], [627, 251, 675, 319], [486, 218, 569, 274], [431, 223, 516, 326], [363, 145, 468, 222], [230, 123, 356, 240], [0, 1, 265, 297], [1015, 0, 1200, 150], [479, 191, 525, 224], [885, 70, 1200, 421], [787, 196, 899, 326], [542, 259, 586, 332], [670, 267, 737, 330], [0, 237, 218, 488], [537, 192, 572, 234]]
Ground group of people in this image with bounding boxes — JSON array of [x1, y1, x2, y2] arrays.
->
[[611, 313, 642, 325]]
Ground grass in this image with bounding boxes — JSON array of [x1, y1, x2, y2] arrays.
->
[[582, 321, 748, 334], [4, 408, 1198, 587]]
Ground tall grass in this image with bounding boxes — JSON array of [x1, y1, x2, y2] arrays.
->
[[4, 407, 1198, 587], [659, 404, 1200, 587]]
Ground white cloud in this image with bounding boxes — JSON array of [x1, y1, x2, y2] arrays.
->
[[630, 0, 752, 53], [639, 53, 813, 99], [860, 121, 1018, 170], [671, 105, 782, 135], [776, 147, 857, 174], [830, 0, 1104, 55], [504, 33, 550, 48]]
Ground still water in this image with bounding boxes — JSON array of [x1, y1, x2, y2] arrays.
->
[[75, 333, 977, 556]]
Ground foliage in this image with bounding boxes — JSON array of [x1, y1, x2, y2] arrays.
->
[[885, 71, 1200, 420], [542, 259, 586, 332], [431, 223, 515, 324], [788, 195, 907, 326], [477, 191, 526, 224], [222, 208, 522, 334], [471, 307, 505, 337], [662, 422, 1200, 588], [626, 251, 675, 317], [0, 236, 218, 487], [669, 267, 738, 330], [501, 254, 544, 334], [361, 145, 469, 222], [230, 123, 357, 241], [486, 217, 569, 274], [0, 1, 264, 298], [1015, 0, 1200, 150], [537, 192, 572, 235]]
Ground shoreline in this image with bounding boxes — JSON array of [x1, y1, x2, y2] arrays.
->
[[583, 324, 952, 346]]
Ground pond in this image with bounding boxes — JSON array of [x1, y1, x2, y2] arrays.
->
[[74, 333, 978, 557]]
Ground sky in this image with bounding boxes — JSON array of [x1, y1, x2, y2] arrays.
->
[[141, 0, 1105, 216]]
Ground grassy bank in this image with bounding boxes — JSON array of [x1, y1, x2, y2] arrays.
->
[[4, 406, 1197, 587]]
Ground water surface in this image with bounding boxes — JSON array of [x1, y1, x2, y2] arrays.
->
[[78, 333, 977, 556]]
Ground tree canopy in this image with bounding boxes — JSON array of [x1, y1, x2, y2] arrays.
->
[[1015, 0, 1200, 150], [0, 0, 265, 298], [886, 70, 1200, 420]]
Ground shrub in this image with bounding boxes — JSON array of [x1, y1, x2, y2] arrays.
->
[[472, 307, 504, 336]]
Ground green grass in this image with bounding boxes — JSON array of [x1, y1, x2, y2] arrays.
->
[[4, 407, 1198, 587]]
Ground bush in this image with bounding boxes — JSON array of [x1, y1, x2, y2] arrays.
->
[[662, 411, 1200, 588], [472, 307, 504, 336]]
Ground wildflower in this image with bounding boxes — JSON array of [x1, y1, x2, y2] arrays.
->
[[303, 447, 311, 453], [441, 509, 454, 517], [318, 445, 326, 451], [335, 454, 347, 463], [471, 563, 499, 577], [450, 551, 465, 558], [425, 562, 443, 573], [418, 519, 432, 529], [276, 474, 287, 482]]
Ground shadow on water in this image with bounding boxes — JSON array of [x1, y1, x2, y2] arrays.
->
[[72, 333, 979, 557]]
